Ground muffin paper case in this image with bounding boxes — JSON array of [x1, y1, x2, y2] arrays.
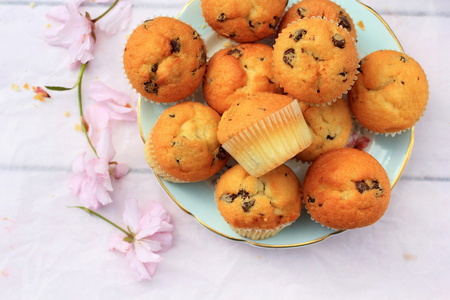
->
[[221, 100, 313, 177], [230, 222, 294, 240]]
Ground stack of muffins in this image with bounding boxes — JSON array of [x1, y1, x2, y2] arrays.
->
[[123, 0, 429, 240]]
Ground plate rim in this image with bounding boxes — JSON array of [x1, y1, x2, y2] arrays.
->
[[137, 0, 415, 248]]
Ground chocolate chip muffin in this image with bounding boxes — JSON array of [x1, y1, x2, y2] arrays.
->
[[217, 92, 312, 177], [123, 17, 207, 103], [273, 18, 359, 105], [348, 50, 429, 134], [215, 163, 302, 240], [278, 0, 357, 42], [200, 0, 287, 42], [144, 101, 229, 183], [295, 98, 353, 162], [203, 43, 282, 115], [303, 148, 391, 230]]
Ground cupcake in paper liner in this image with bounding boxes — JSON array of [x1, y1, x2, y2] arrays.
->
[[215, 164, 302, 240], [217, 92, 312, 178], [273, 17, 359, 106], [348, 50, 429, 135], [277, 0, 358, 42], [123, 17, 207, 104], [303, 148, 391, 230], [144, 101, 229, 183]]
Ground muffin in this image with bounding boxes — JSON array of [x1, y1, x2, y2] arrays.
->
[[201, 0, 287, 42], [303, 148, 391, 230], [278, 0, 357, 42], [123, 17, 207, 103], [273, 18, 359, 105], [144, 101, 229, 182], [217, 92, 312, 177], [215, 164, 302, 240], [348, 50, 429, 134], [295, 98, 353, 162], [203, 43, 282, 115]]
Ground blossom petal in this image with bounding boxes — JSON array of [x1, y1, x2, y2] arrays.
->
[[112, 163, 129, 179], [134, 240, 162, 263], [125, 247, 154, 281], [123, 198, 141, 233], [110, 234, 131, 253], [96, 127, 116, 161]]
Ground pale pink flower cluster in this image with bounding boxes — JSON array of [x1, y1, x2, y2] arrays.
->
[[68, 127, 129, 209], [68, 81, 136, 208], [110, 199, 174, 281], [44, 0, 132, 68]]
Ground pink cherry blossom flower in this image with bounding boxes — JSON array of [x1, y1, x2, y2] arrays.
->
[[44, 0, 95, 68], [84, 80, 136, 143], [68, 127, 129, 209], [110, 198, 173, 281]]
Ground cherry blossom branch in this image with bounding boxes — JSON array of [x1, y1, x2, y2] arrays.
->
[[71, 205, 131, 236]]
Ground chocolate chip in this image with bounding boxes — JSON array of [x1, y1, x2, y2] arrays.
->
[[199, 46, 206, 66], [193, 30, 200, 39], [400, 55, 407, 63], [170, 38, 181, 53], [238, 189, 250, 200], [151, 63, 159, 73], [355, 180, 370, 193], [219, 193, 237, 203], [144, 80, 158, 94], [338, 12, 352, 32], [227, 48, 243, 58], [169, 114, 175, 118], [307, 196, 315, 203], [297, 7, 307, 18], [242, 198, 255, 212], [339, 70, 348, 82], [229, 33, 236, 38], [176, 158, 181, 165], [217, 13, 226, 22], [259, 57, 265, 61], [326, 134, 335, 140], [216, 147, 227, 161], [283, 48, 296, 68], [249, 20, 255, 28], [332, 34, 346, 48], [372, 180, 384, 197], [290, 29, 307, 42]]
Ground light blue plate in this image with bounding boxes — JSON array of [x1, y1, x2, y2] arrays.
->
[[138, 0, 414, 248]]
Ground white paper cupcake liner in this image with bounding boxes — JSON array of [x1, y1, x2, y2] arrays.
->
[[222, 100, 313, 177], [230, 222, 294, 240]]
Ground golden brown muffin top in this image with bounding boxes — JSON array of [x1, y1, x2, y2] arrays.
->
[[278, 0, 357, 41], [215, 164, 302, 230], [123, 17, 207, 103], [203, 43, 282, 115], [273, 18, 359, 104], [149, 101, 228, 182], [201, 0, 287, 42], [217, 92, 294, 143], [303, 148, 391, 229], [295, 98, 353, 162], [348, 50, 429, 133]]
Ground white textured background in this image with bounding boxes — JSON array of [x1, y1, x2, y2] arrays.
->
[[0, 0, 449, 299]]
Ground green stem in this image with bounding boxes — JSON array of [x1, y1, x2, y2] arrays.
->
[[92, 0, 120, 23], [71, 206, 131, 237], [77, 63, 98, 158]]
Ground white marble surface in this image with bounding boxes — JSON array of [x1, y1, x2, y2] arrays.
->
[[0, 0, 449, 299]]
